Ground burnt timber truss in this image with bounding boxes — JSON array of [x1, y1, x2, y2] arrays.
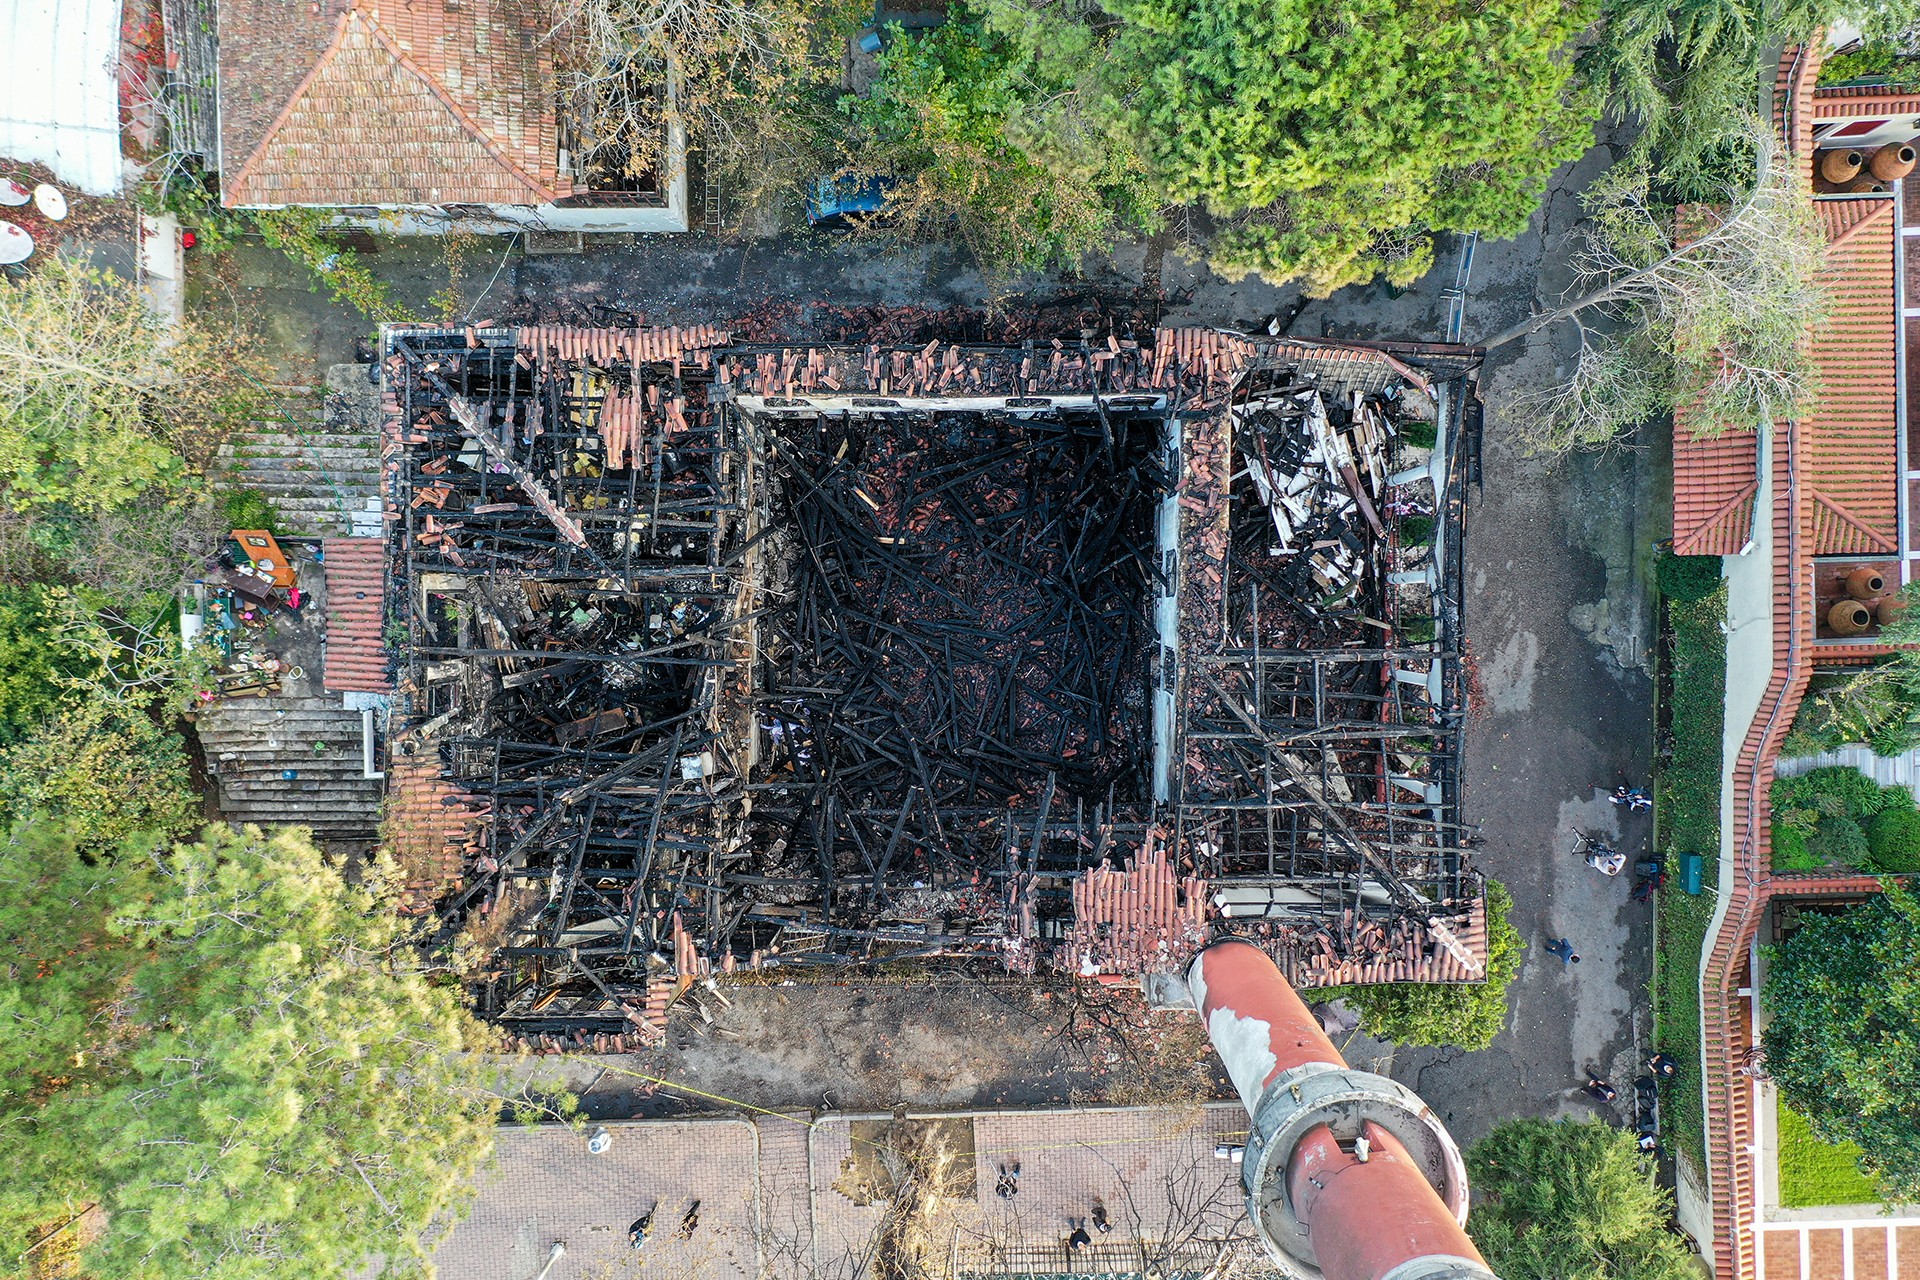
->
[[380, 326, 1483, 1038]]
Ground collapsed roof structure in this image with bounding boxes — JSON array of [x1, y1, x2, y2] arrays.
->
[[375, 322, 1485, 1046]]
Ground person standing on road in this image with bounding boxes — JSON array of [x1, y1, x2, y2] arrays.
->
[[1585, 1076, 1618, 1103], [1544, 937, 1581, 965]]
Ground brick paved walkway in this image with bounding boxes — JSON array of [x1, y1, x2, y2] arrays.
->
[[431, 1105, 1262, 1278]]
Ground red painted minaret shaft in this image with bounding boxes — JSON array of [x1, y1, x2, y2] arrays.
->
[[1189, 939, 1496, 1280]]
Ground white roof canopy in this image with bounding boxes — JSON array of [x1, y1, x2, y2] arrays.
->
[[0, 0, 125, 195]]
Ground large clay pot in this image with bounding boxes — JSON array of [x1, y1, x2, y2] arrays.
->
[[1847, 177, 1890, 195], [1879, 594, 1910, 626], [1829, 599, 1873, 635], [1870, 142, 1918, 181], [1822, 148, 1865, 183], [1846, 566, 1887, 599]]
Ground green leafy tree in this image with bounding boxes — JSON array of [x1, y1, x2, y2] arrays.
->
[[0, 824, 517, 1279], [1762, 884, 1920, 1204], [1467, 1118, 1700, 1280], [849, 19, 1155, 273], [0, 701, 199, 848], [1325, 879, 1521, 1051], [976, 0, 1597, 294], [0, 584, 70, 743], [0, 257, 271, 509]]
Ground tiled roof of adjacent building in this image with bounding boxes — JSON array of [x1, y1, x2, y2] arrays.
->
[[1694, 49, 1915, 1280], [1672, 428, 1759, 556], [1802, 199, 1898, 557], [217, 0, 567, 207], [320, 537, 391, 693]]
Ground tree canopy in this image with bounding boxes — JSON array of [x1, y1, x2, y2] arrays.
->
[[0, 257, 269, 510], [0, 823, 511, 1279], [1762, 884, 1920, 1203], [1467, 1118, 1699, 1280], [941, 0, 1597, 291], [849, 19, 1154, 273]]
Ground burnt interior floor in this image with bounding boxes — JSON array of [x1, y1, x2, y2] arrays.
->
[[748, 406, 1166, 911], [378, 327, 1483, 1039]]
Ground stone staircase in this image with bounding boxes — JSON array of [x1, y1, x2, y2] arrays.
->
[[217, 365, 382, 537], [195, 693, 383, 842]]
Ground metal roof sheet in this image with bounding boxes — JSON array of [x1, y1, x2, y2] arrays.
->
[[0, 0, 124, 194]]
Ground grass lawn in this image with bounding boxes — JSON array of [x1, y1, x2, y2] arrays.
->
[[1653, 587, 1728, 1182], [1777, 1097, 1881, 1207]]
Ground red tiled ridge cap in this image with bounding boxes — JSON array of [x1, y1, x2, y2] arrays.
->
[[1811, 84, 1920, 118], [1817, 195, 1891, 248], [1777, 39, 1828, 155], [321, 537, 391, 693]]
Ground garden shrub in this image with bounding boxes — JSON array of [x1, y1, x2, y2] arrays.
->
[[220, 488, 279, 533], [1771, 767, 1917, 871], [1809, 817, 1870, 868], [1866, 807, 1920, 873], [1656, 551, 1723, 602], [1400, 515, 1436, 546], [1400, 419, 1438, 450]]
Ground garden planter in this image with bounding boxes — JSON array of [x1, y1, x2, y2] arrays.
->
[[1822, 148, 1865, 183], [1878, 595, 1909, 626], [1845, 566, 1886, 599], [1846, 177, 1890, 194], [1829, 600, 1873, 635], [1870, 142, 1918, 181]]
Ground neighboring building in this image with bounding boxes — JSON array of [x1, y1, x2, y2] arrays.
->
[[212, 0, 688, 232], [1672, 40, 1920, 1280]]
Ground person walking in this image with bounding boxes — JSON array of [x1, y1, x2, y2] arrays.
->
[[1544, 937, 1581, 965], [995, 1162, 1021, 1198], [1585, 1076, 1618, 1103], [1067, 1221, 1092, 1252]]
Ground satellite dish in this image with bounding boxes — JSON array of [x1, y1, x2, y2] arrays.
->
[[0, 180, 26, 207], [33, 185, 66, 221], [0, 222, 33, 265]]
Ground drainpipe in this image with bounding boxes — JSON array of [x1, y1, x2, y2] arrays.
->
[[1188, 940, 1498, 1280]]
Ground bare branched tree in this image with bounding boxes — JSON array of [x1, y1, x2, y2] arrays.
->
[[1487, 121, 1830, 453], [542, 0, 841, 216]]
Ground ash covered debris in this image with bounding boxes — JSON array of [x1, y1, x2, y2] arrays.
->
[[374, 322, 1485, 1044]]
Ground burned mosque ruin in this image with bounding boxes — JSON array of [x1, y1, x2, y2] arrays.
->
[[375, 321, 1486, 1048]]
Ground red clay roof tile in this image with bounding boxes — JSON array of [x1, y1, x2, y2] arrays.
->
[[218, 0, 565, 207], [1803, 201, 1898, 556], [321, 537, 391, 693], [1672, 428, 1759, 556]]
